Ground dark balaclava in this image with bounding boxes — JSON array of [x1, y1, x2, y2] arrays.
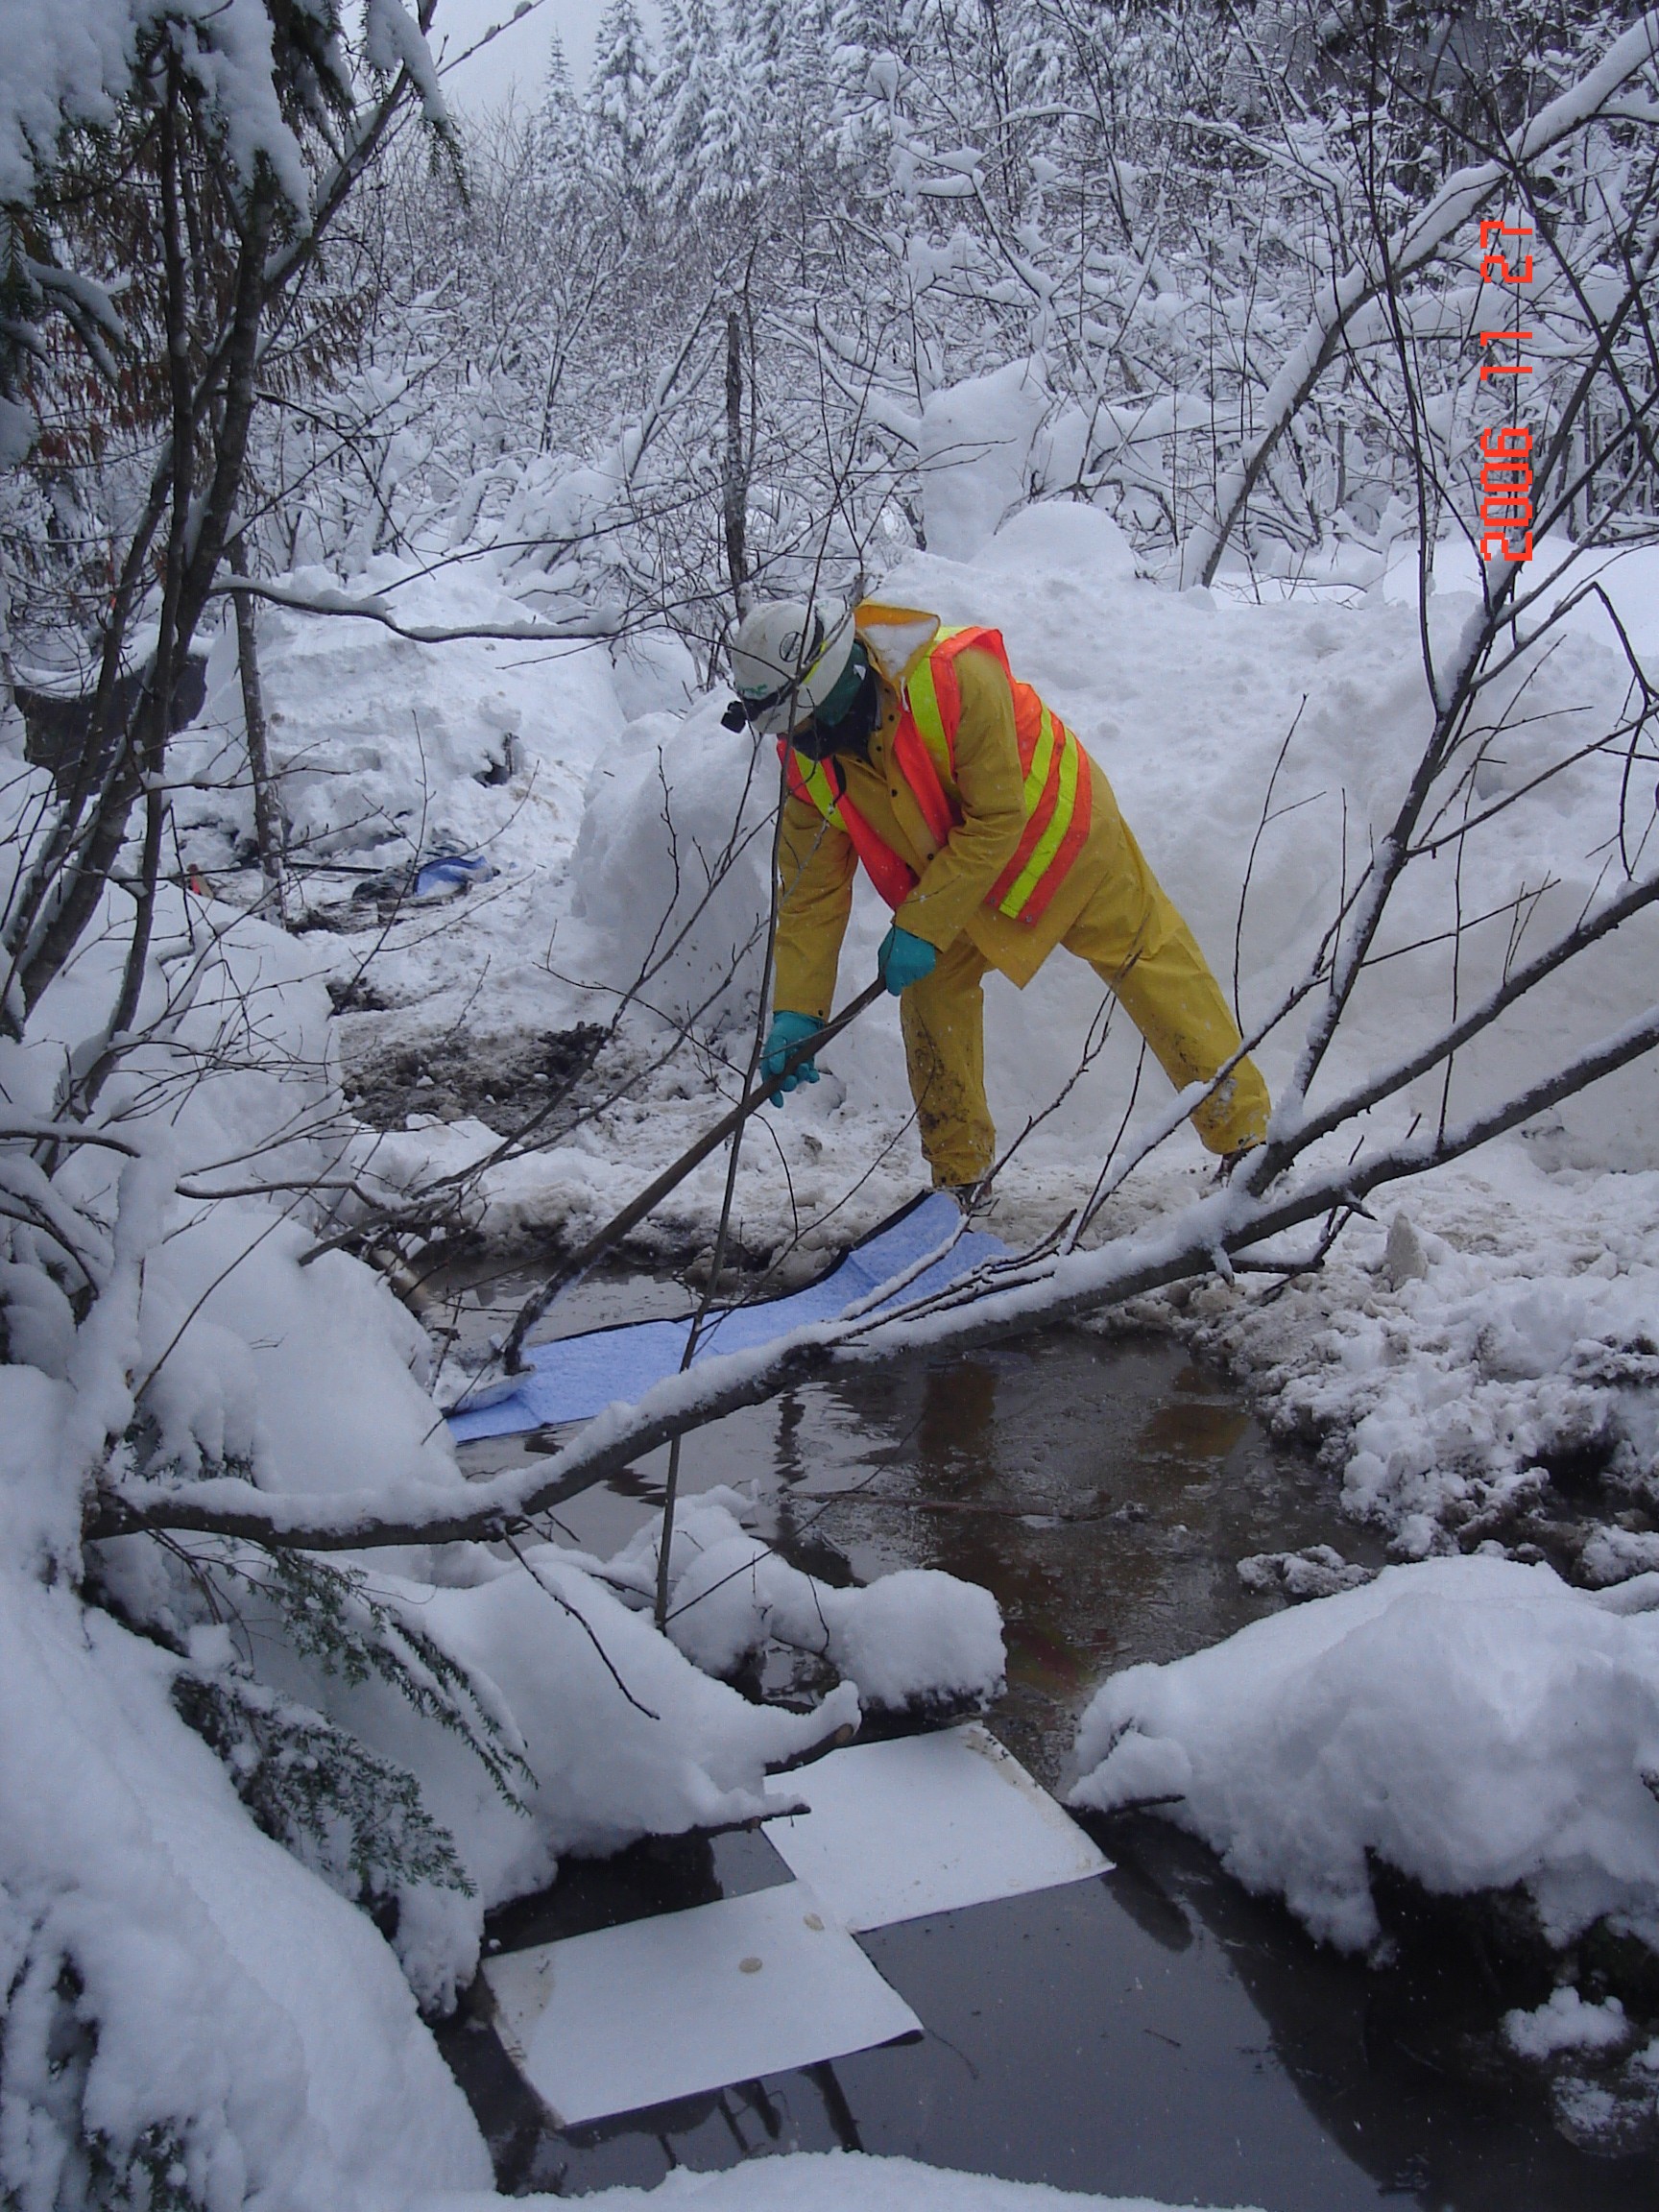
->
[[788, 642, 879, 763]]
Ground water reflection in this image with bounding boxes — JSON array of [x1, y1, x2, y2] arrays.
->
[[736, 1334, 1382, 1784], [439, 1812, 1659, 2208]]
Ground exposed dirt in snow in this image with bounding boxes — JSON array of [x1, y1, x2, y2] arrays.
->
[[337, 1013, 608, 1136]]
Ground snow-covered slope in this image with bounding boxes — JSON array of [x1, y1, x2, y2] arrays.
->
[[252, 502, 1658, 1263]]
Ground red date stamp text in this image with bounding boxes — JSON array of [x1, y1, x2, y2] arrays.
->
[[1477, 220, 1534, 563]]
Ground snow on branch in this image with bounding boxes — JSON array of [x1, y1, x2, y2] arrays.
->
[[364, 0, 451, 133], [203, 574, 628, 643]]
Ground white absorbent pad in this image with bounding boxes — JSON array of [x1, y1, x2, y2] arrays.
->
[[762, 1724, 1110, 1932], [447, 1190, 1005, 1442], [482, 1729, 1105, 2123], [480, 1881, 921, 2126]]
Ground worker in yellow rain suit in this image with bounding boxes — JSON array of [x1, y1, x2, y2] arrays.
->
[[727, 596, 1269, 1194]]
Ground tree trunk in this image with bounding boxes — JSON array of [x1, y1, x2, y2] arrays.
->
[[723, 308, 748, 615], [228, 535, 285, 919]]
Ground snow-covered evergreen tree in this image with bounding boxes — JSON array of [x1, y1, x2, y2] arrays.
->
[[589, 0, 660, 193], [655, 0, 740, 209], [536, 32, 588, 180]]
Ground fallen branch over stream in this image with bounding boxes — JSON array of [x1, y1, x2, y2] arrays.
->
[[86, 987, 1659, 1552]]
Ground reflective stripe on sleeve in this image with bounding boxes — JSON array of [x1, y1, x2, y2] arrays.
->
[[1020, 706, 1058, 815]]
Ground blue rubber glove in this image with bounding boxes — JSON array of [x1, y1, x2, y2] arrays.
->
[[760, 1011, 823, 1105], [878, 925, 938, 997]]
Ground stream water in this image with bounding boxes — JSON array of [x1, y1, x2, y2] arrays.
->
[[439, 1289, 1659, 2206]]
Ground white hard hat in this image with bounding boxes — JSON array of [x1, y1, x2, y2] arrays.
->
[[730, 599, 855, 736]]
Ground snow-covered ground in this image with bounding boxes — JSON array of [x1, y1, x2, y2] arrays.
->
[[233, 504, 1659, 1200], [1163, 1149, 1659, 1568], [10, 481, 1659, 2202]]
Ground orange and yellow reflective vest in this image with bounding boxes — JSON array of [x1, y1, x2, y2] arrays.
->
[[779, 622, 1093, 927]]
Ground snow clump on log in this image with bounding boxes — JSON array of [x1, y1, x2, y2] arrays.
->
[[609, 1491, 1007, 1718]]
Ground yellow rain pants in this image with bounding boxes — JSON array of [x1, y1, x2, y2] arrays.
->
[[773, 641, 1269, 1190], [899, 796, 1269, 1187]]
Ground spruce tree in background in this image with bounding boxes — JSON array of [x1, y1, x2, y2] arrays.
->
[[589, 0, 660, 194]]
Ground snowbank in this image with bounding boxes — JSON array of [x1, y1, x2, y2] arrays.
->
[[96, 1487, 998, 2018], [0, 1574, 490, 2209], [428, 2150, 1255, 2212], [1070, 1554, 1659, 1955], [917, 360, 1050, 560], [170, 554, 704, 1106], [175, 559, 634, 876], [567, 694, 779, 1038], [134, 1208, 460, 1499], [0, 814, 504, 2200]]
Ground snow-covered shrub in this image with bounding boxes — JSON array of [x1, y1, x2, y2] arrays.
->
[[0, 1576, 493, 2210], [171, 568, 631, 878], [93, 1522, 874, 2016]]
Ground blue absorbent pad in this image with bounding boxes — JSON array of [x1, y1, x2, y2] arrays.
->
[[447, 1190, 1005, 1442]]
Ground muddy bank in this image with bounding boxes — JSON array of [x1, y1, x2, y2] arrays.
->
[[336, 1014, 609, 1135]]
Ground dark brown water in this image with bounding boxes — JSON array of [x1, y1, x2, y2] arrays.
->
[[733, 1334, 1382, 1786], [442, 1307, 1659, 2206], [459, 1325, 1382, 1788]]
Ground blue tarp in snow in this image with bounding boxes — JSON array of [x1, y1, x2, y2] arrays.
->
[[446, 1190, 1005, 1442]]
